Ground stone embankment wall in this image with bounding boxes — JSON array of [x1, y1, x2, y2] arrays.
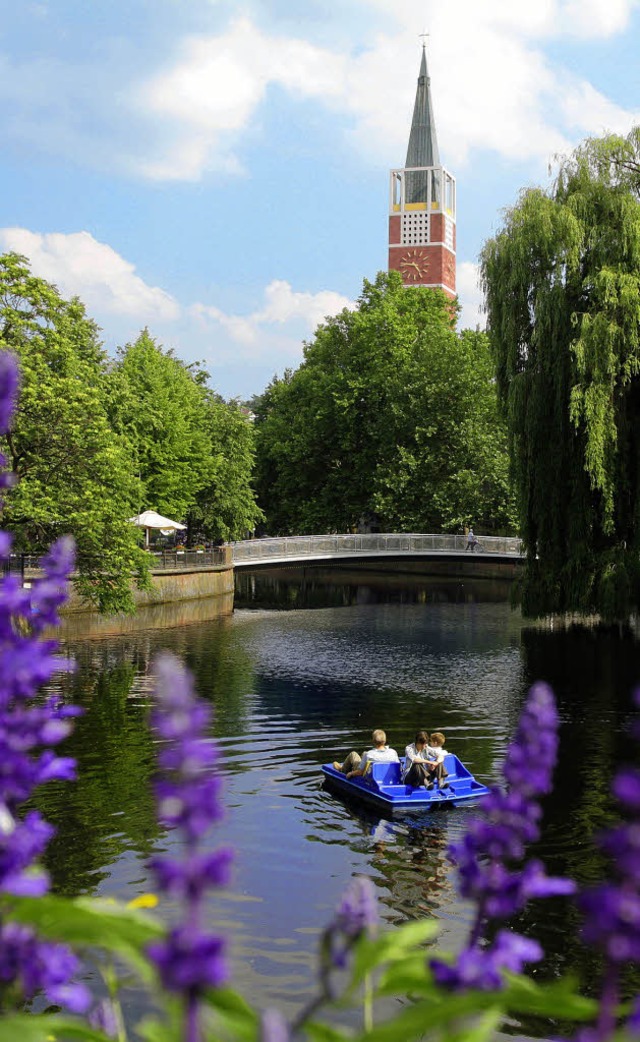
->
[[57, 563, 235, 638]]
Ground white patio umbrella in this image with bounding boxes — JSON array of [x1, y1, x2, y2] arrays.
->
[[128, 510, 187, 548]]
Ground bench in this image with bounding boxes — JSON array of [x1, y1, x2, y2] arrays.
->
[[370, 761, 402, 785]]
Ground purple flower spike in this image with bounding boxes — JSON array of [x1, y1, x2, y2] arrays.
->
[[431, 930, 544, 992], [322, 876, 379, 972], [431, 682, 573, 992], [0, 361, 86, 1013], [147, 926, 228, 993], [89, 998, 120, 1039], [0, 353, 20, 435], [260, 1008, 291, 1042], [334, 875, 379, 939], [147, 654, 232, 1042], [0, 923, 90, 1013], [576, 691, 640, 1039]]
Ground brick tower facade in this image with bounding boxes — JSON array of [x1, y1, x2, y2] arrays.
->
[[388, 47, 456, 297]]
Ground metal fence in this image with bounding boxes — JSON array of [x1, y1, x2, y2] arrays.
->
[[149, 547, 231, 571], [2, 547, 232, 581], [231, 533, 523, 564]]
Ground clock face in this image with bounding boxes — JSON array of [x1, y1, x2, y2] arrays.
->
[[399, 249, 429, 282]]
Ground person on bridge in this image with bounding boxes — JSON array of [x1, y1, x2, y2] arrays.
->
[[333, 729, 399, 779], [465, 528, 478, 552]]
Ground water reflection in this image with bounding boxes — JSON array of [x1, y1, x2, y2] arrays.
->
[[33, 572, 640, 1036], [235, 568, 513, 610]]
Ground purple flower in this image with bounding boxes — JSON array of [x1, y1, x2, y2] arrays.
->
[[147, 926, 228, 993], [149, 848, 233, 900], [147, 653, 232, 1042], [628, 997, 640, 1035], [322, 876, 379, 971], [260, 1008, 291, 1042], [0, 360, 87, 1014], [88, 998, 120, 1039], [575, 689, 640, 1039], [0, 922, 90, 1013], [430, 682, 574, 991], [0, 353, 19, 435], [333, 875, 379, 939], [431, 931, 544, 992]]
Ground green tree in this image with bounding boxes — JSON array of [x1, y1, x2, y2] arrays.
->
[[107, 331, 212, 521], [481, 127, 640, 621], [187, 395, 263, 542], [254, 271, 516, 535], [109, 332, 262, 542], [0, 252, 149, 613]]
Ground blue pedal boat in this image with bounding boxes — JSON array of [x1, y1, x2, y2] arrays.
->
[[321, 754, 489, 813]]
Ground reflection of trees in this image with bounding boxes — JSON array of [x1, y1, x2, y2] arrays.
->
[[34, 658, 160, 896], [32, 619, 258, 896], [235, 570, 514, 611], [513, 624, 640, 1007]]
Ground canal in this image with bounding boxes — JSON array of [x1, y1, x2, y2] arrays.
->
[[40, 570, 640, 1036]]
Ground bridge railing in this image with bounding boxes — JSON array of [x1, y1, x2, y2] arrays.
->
[[231, 533, 522, 563]]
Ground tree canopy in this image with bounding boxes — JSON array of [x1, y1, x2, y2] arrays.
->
[[108, 332, 263, 542], [254, 271, 516, 536], [0, 252, 149, 613], [481, 126, 640, 621], [0, 255, 262, 612]]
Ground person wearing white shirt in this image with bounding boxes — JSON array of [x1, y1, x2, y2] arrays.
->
[[403, 731, 432, 787], [425, 732, 449, 788], [333, 729, 399, 778]]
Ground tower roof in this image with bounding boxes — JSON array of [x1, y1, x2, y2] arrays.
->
[[405, 45, 440, 169]]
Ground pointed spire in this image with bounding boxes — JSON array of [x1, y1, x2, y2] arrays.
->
[[404, 45, 440, 205], [406, 45, 440, 168]]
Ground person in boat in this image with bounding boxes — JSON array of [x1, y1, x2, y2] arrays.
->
[[332, 729, 399, 779], [424, 732, 449, 789], [403, 731, 433, 788]]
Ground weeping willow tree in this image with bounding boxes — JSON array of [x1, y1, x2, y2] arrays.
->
[[481, 128, 640, 622]]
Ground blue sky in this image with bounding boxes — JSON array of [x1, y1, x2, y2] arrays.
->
[[1, 0, 639, 400]]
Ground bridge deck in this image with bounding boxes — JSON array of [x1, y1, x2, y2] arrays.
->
[[231, 534, 522, 569]]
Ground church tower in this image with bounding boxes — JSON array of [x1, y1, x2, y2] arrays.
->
[[388, 46, 456, 297]]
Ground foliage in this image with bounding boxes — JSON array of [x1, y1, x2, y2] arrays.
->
[[108, 332, 262, 542], [254, 272, 517, 536], [0, 252, 150, 613], [481, 126, 640, 621], [107, 331, 212, 522], [187, 396, 263, 542]]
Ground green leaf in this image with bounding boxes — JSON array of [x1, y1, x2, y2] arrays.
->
[[375, 955, 440, 997], [0, 1013, 112, 1042], [440, 1007, 503, 1042], [305, 1022, 350, 1042], [5, 894, 164, 982], [354, 992, 503, 1042], [350, 919, 439, 984], [200, 986, 259, 1041], [502, 972, 597, 1021]]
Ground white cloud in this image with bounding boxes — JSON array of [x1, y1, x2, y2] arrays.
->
[[192, 279, 353, 348], [0, 3, 638, 181], [456, 262, 486, 331], [0, 229, 180, 321], [558, 0, 639, 36], [558, 77, 637, 136], [129, 4, 640, 182]]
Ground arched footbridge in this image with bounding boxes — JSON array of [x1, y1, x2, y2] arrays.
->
[[230, 533, 522, 569]]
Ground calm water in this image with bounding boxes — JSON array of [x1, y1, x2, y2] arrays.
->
[[40, 572, 640, 1034]]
